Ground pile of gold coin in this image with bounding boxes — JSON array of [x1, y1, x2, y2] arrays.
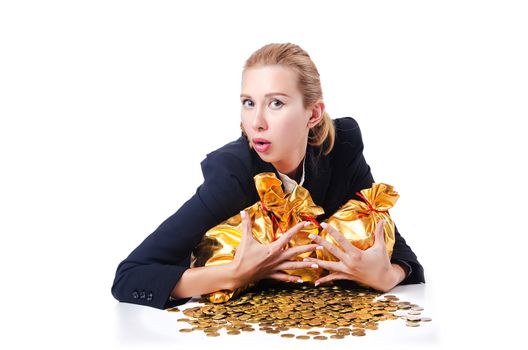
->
[[168, 283, 431, 340]]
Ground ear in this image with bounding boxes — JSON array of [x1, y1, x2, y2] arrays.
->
[[307, 100, 325, 128]]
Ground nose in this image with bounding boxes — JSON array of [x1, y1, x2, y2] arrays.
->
[[252, 106, 268, 131]]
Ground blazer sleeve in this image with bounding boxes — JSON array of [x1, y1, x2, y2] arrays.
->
[[342, 118, 425, 285], [111, 151, 252, 309]]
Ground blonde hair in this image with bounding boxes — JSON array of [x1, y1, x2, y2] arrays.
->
[[241, 43, 335, 156]]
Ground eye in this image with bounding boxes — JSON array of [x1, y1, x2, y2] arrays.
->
[[270, 99, 284, 109], [241, 99, 254, 108]]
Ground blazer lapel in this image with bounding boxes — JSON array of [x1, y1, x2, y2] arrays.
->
[[303, 145, 332, 207]]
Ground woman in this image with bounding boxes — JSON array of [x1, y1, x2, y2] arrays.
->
[[111, 43, 425, 310]]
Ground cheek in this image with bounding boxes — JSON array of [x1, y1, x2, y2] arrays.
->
[[277, 114, 306, 140], [240, 114, 252, 135]]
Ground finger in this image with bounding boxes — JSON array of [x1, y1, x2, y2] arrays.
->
[[314, 272, 348, 286], [302, 257, 343, 272], [373, 219, 386, 247], [307, 231, 348, 261], [239, 210, 256, 246], [265, 272, 303, 284], [273, 221, 309, 250], [321, 222, 362, 256], [280, 244, 318, 260], [274, 260, 320, 271]]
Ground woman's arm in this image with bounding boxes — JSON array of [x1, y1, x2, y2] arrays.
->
[[112, 147, 318, 308], [336, 117, 425, 285], [111, 151, 253, 309], [171, 263, 238, 299]]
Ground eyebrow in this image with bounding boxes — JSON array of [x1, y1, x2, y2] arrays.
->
[[240, 92, 291, 99]]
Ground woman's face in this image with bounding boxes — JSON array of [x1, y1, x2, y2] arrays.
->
[[240, 65, 320, 174]]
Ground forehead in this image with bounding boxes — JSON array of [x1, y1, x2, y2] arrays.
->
[[241, 65, 300, 97]]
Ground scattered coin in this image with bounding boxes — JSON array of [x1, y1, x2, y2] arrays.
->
[[330, 334, 345, 339], [281, 333, 295, 338]]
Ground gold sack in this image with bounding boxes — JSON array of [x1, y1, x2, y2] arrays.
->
[[319, 183, 400, 262], [192, 172, 324, 303]]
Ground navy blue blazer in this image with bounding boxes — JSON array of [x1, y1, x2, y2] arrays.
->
[[111, 117, 425, 309]]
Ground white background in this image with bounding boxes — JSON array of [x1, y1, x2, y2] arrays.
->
[[1, 1, 527, 349]]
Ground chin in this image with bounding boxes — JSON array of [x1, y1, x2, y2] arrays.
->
[[256, 153, 276, 164]]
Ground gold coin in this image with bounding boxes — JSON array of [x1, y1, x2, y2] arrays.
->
[[179, 328, 193, 333], [313, 336, 328, 340], [296, 335, 310, 340], [281, 333, 295, 338], [206, 332, 220, 336], [330, 334, 345, 339], [227, 330, 240, 335]]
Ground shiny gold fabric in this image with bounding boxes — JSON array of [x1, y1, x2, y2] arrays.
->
[[319, 183, 399, 262], [192, 173, 399, 303]]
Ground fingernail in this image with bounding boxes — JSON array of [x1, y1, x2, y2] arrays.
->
[[314, 281, 320, 287], [240, 210, 246, 218], [311, 264, 319, 269], [303, 258, 310, 262], [303, 221, 310, 227], [308, 234, 316, 240], [316, 245, 324, 250], [321, 222, 328, 229], [297, 279, 303, 283]]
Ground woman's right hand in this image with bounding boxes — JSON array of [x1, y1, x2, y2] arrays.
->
[[231, 209, 320, 287]]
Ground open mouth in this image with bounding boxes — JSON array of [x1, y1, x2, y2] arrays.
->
[[252, 138, 271, 152]]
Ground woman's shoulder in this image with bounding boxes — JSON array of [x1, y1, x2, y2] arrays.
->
[[200, 136, 253, 179], [332, 116, 365, 153]]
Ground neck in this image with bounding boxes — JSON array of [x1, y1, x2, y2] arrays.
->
[[273, 147, 306, 182], [285, 162, 303, 182]]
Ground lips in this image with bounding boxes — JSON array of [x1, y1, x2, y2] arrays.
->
[[252, 138, 271, 153], [253, 138, 271, 145]]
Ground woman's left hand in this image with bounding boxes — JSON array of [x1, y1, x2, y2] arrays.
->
[[303, 219, 406, 292]]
